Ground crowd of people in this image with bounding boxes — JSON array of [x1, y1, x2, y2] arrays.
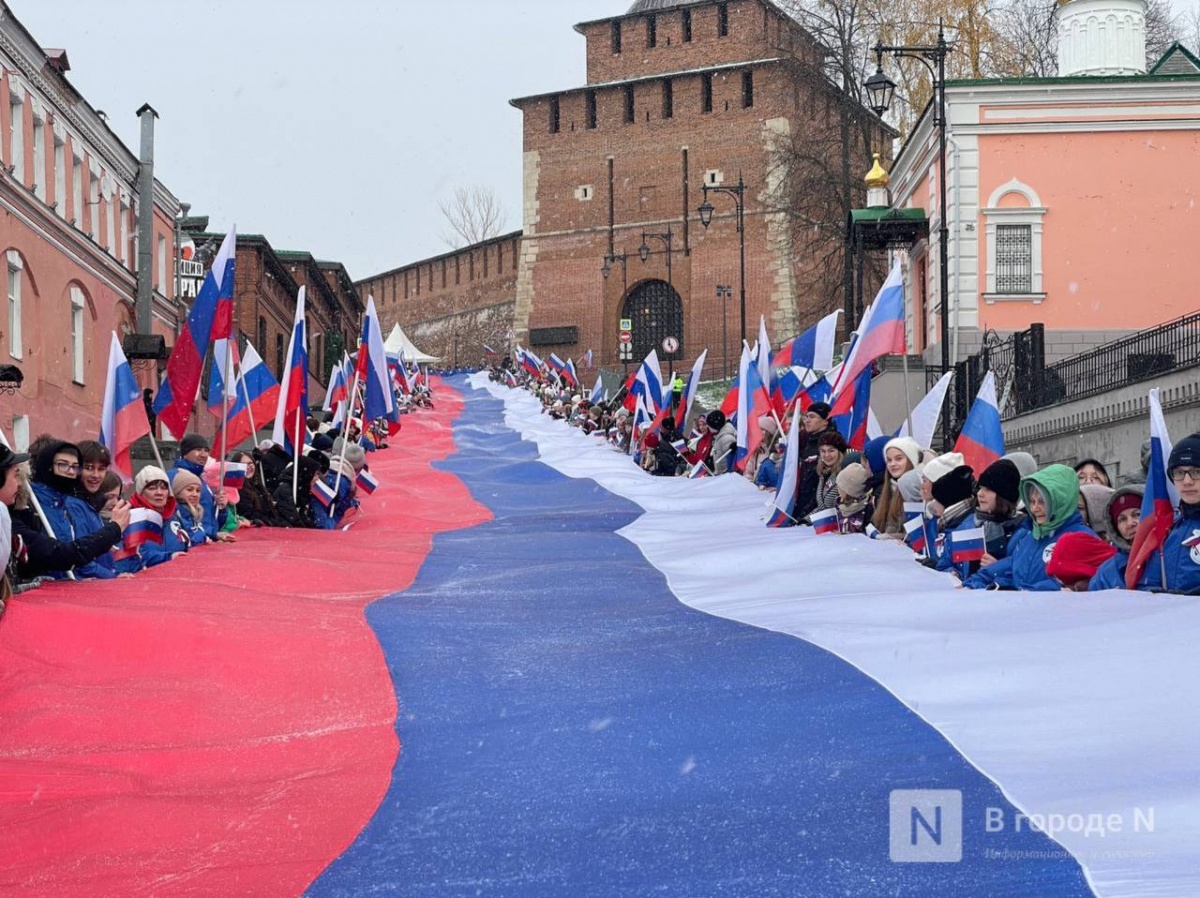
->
[[491, 365, 1200, 597], [0, 402, 422, 615]]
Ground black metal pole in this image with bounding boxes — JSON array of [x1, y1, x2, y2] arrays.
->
[[722, 289, 729, 381], [737, 178, 747, 350], [937, 27, 951, 449]]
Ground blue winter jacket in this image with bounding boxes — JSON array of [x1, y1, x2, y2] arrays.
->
[[1136, 503, 1200, 595], [1089, 550, 1129, 591], [172, 457, 227, 540], [30, 482, 116, 580], [963, 512, 1094, 591], [755, 457, 780, 490], [310, 471, 358, 530]]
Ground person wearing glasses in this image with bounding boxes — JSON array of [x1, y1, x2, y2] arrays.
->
[[1136, 433, 1200, 594], [28, 440, 125, 580]]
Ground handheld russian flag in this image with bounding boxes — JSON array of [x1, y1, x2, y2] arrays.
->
[[736, 343, 773, 471], [674, 349, 708, 428], [122, 508, 164, 550], [154, 226, 236, 438], [755, 315, 774, 397], [904, 514, 928, 554], [583, 349, 593, 368], [1126, 388, 1178, 588], [865, 523, 881, 539], [356, 296, 399, 434], [687, 461, 712, 479], [217, 341, 280, 449], [323, 353, 351, 411], [898, 369, 954, 447], [630, 350, 665, 414], [564, 358, 580, 389], [99, 332, 151, 480], [950, 526, 987, 564], [222, 462, 248, 490], [482, 344, 497, 356], [270, 286, 309, 454], [811, 507, 840, 535], [830, 259, 906, 415], [779, 309, 842, 372], [590, 373, 606, 404], [206, 338, 241, 418], [954, 371, 1005, 474], [504, 369, 519, 388], [311, 477, 337, 509], [903, 501, 925, 522], [830, 366, 873, 450], [520, 347, 543, 377], [356, 469, 379, 495], [767, 401, 803, 528]]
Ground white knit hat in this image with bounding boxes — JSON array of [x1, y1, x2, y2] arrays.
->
[[883, 436, 923, 472], [923, 451, 966, 484], [134, 465, 170, 493]]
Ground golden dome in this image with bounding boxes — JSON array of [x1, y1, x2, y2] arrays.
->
[[865, 152, 890, 189]]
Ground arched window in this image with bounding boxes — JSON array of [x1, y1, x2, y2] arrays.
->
[[621, 279, 683, 362], [983, 179, 1046, 304]]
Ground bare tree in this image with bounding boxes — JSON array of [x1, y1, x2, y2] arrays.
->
[[439, 184, 508, 249]]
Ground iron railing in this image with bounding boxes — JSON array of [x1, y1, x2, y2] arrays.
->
[[1038, 311, 1200, 409]]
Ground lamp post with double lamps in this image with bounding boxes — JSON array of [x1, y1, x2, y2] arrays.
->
[[698, 174, 746, 348], [865, 23, 953, 447]]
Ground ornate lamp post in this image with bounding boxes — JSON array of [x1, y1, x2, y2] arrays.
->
[[866, 23, 953, 447]]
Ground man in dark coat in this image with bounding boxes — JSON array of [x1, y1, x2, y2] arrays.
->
[[794, 402, 842, 521]]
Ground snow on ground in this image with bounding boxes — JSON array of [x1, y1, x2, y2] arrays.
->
[[474, 372, 1200, 898]]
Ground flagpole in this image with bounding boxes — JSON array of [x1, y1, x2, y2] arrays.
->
[[218, 340, 233, 492], [333, 364, 363, 496], [292, 411, 302, 506]]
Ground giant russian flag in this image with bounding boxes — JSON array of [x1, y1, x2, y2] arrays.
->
[[1126, 388, 1178, 588], [830, 259, 906, 415], [218, 342, 280, 450], [153, 226, 236, 437], [271, 287, 309, 454], [766, 401, 803, 528], [99, 332, 151, 480], [778, 309, 842, 373], [954, 372, 1005, 474]]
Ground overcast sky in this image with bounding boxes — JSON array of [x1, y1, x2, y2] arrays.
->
[[14, 0, 623, 281]]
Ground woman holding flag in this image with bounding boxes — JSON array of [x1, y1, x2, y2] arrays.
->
[[1135, 434, 1200, 594]]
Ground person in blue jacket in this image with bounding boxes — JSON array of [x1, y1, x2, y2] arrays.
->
[[963, 463, 1094, 591], [1089, 485, 1143, 591], [171, 434, 231, 542], [1136, 433, 1200, 595], [29, 440, 118, 580], [119, 466, 191, 571]]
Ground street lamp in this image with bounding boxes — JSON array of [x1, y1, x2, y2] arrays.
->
[[638, 227, 674, 289], [868, 23, 953, 447], [698, 174, 747, 348], [715, 285, 732, 381], [601, 249, 628, 292]]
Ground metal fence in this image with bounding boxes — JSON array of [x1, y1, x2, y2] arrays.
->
[[928, 312, 1200, 447]]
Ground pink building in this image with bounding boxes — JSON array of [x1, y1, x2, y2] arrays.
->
[[0, 5, 183, 450], [884, 0, 1200, 362]]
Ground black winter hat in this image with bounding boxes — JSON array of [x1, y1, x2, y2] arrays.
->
[[706, 410, 726, 430], [1168, 433, 1200, 477], [977, 458, 1022, 505], [179, 434, 210, 456], [807, 401, 832, 420], [817, 430, 847, 453], [932, 464, 976, 507], [311, 433, 335, 453], [0, 444, 29, 470]]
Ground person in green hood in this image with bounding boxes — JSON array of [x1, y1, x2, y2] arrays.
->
[[963, 464, 1095, 591]]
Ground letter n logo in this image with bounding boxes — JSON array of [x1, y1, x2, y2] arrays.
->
[[889, 790, 963, 862]]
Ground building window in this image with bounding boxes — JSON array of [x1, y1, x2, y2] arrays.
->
[[717, 2, 729, 36], [647, 14, 657, 48], [549, 96, 560, 134], [611, 19, 622, 54], [8, 94, 23, 184], [31, 110, 45, 200], [586, 90, 597, 129], [982, 179, 1047, 303], [120, 197, 130, 266], [469, 252, 475, 280], [742, 70, 754, 108], [701, 73, 713, 113], [624, 84, 635, 123], [156, 234, 166, 291], [71, 145, 83, 226], [11, 415, 28, 452], [682, 9, 692, 42], [275, 333, 284, 378], [258, 316, 267, 352], [88, 171, 100, 238], [53, 133, 65, 213], [105, 180, 115, 255], [455, 256, 461, 284], [498, 243, 504, 274], [994, 226, 1032, 294], [70, 285, 85, 384], [6, 250, 22, 359], [441, 258, 447, 287], [484, 247, 490, 277], [662, 79, 673, 119]]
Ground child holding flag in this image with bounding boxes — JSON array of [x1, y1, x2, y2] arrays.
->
[[1134, 434, 1200, 594]]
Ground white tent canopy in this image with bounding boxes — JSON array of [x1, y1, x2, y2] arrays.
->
[[384, 323, 440, 364]]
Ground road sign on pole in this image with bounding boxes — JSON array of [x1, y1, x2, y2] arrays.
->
[[619, 330, 632, 344], [619, 318, 632, 331], [662, 336, 679, 355]]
